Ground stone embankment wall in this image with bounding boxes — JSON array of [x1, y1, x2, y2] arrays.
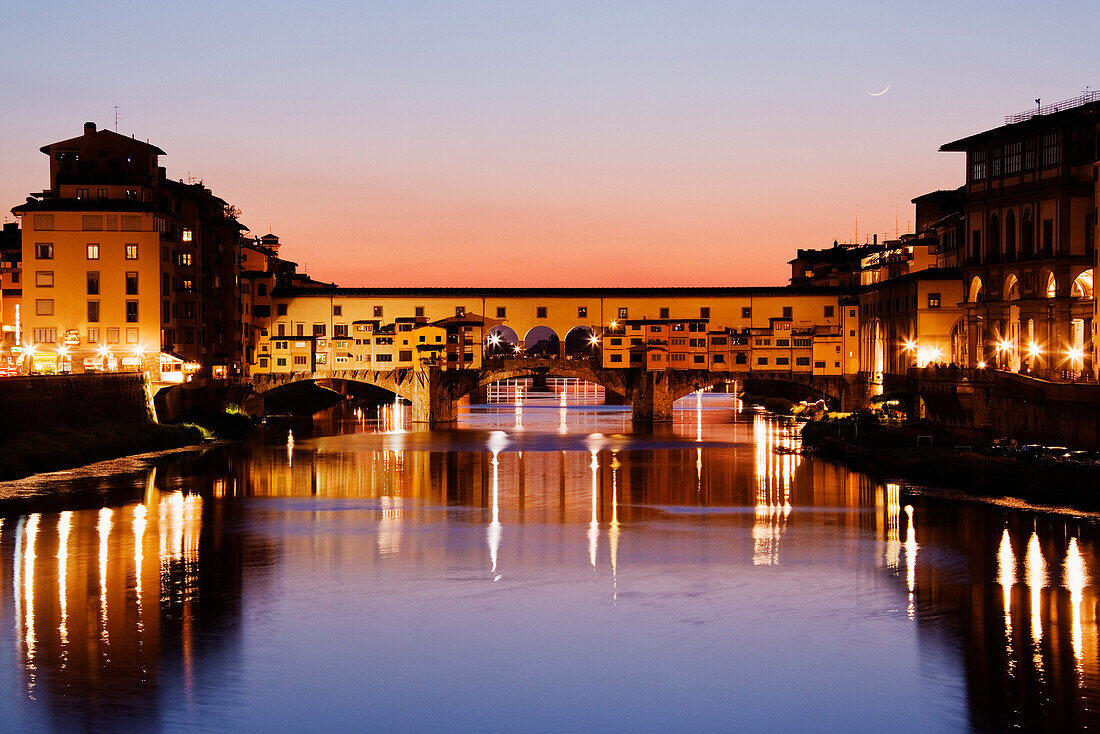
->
[[911, 368, 1100, 450], [0, 374, 153, 440]]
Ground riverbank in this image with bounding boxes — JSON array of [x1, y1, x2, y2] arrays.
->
[[0, 421, 208, 481], [801, 418, 1100, 511]]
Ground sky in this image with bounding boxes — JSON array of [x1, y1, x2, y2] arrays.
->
[[1, 1, 1098, 287]]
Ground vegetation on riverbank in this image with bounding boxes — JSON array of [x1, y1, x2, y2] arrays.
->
[[801, 413, 1100, 511], [739, 393, 797, 415], [0, 404, 258, 481], [0, 421, 206, 481]]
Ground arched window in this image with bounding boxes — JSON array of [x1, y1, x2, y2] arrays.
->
[[1044, 271, 1057, 298], [1021, 209, 1034, 258], [1071, 269, 1094, 299], [1005, 210, 1016, 261], [257, 283, 268, 297], [969, 276, 984, 303]]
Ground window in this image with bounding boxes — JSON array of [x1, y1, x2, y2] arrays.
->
[[1004, 141, 1022, 174], [125, 244, 138, 260], [970, 149, 986, 181], [125, 271, 138, 295], [735, 353, 748, 364], [179, 253, 192, 266], [712, 354, 725, 364], [849, 309, 856, 318], [370, 305, 382, 318], [792, 337, 811, 347], [991, 146, 1002, 177], [294, 355, 308, 366], [782, 306, 792, 318], [610, 353, 623, 363], [334, 324, 348, 338], [276, 358, 286, 367], [814, 360, 826, 369], [610, 338, 622, 346], [35, 271, 53, 287], [1042, 218, 1054, 255], [796, 357, 810, 366], [36, 299, 54, 316], [313, 324, 326, 337], [824, 305, 834, 318], [399, 350, 413, 361], [617, 307, 628, 319], [82, 215, 102, 231], [33, 328, 57, 343], [693, 355, 706, 364], [97, 188, 108, 199], [107, 328, 119, 343], [776, 338, 790, 347], [125, 189, 138, 200], [35, 243, 53, 259], [537, 306, 547, 318], [182, 228, 193, 242], [277, 303, 288, 316], [741, 307, 751, 318], [928, 293, 941, 308], [331, 305, 342, 317], [1041, 133, 1058, 167], [776, 357, 789, 366], [121, 215, 141, 231], [757, 357, 768, 365], [87, 243, 99, 259], [88, 328, 100, 343], [659, 307, 670, 319], [126, 300, 138, 322], [83, 300, 100, 324], [181, 279, 193, 292], [76, 188, 89, 200], [455, 306, 466, 317], [34, 214, 54, 231], [496, 307, 507, 318], [577, 306, 587, 318], [259, 358, 269, 369], [700, 307, 710, 319], [376, 353, 393, 363]]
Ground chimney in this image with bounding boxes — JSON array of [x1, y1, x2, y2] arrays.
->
[[84, 122, 96, 135]]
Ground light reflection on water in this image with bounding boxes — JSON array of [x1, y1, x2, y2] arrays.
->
[[0, 390, 1098, 731]]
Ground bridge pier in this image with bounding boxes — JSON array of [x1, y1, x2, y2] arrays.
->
[[604, 389, 627, 406], [631, 371, 673, 422]]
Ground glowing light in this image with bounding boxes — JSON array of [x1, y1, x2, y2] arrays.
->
[[133, 503, 147, 630], [488, 448, 502, 580], [1067, 347, 1084, 365], [589, 450, 599, 570], [98, 344, 111, 357], [98, 507, 112, 645], [513, 345, 522, 353], [977, 361, 987, 369], [1027, 341, 1042, 358], [57, 345, 68, 357], [57, 512, 71, 650], [23, 514, 40, 679], [997, 339, 1013, 354], [904, 505, 917, 618], [609, 320, 618, 329], [902, 339, 916, 352], [1065, 538, 1088, 672], [1025, 532, 1046, 644], [588, 334, 600, 346], [488, 333, 501, 346]]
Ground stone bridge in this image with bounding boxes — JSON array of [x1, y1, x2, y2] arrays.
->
[[248, 358, 737, 423]]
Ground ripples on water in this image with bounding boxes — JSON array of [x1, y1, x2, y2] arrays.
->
[[0, 385, 1098, 732]]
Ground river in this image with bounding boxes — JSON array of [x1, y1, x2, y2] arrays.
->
[[0, 387, 1097, 732]]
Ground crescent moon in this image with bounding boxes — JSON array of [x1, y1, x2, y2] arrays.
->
[[866, 83, 891, 97]]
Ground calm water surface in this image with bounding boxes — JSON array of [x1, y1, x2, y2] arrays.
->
[[1, 390, 1098, 732]]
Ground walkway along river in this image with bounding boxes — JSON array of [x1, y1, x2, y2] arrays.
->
[[0, 387, 1097, 732]]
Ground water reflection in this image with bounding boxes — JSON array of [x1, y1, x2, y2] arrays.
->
[[1, 393, 1100, 730]]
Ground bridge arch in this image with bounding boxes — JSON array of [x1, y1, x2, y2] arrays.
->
[[486, 325, 521, 356], [523, 326, 560, 358], [562, 325, 600, 359]]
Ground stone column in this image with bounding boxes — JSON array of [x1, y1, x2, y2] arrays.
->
[[411, 368, 458, 425], [631, 371, 673, 422]]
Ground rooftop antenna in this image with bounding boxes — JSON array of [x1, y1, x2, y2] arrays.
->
[[854, 204, 858, 245], [1035, 98, 1041, 115], [113, 106, 120, 132], [895, 204, 899, 238]]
